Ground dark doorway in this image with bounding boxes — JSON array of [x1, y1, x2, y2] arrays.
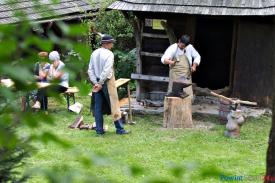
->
[[193, 17, 233, 89]]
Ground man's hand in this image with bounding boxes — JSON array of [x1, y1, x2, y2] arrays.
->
[[165, 59, 175, 66], [191, 63, 198, 72], [92, 84, 102, 93]]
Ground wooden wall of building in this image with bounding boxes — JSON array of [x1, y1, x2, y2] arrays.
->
[[132, 12, 274, 106], [233, 17, 274, 106], [133, 12, 197, 101]]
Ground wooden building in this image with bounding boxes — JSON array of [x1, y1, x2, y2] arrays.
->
[[0, 0, 100, 43], [109, 0, 275, 107], [0, 0, 99, 24]]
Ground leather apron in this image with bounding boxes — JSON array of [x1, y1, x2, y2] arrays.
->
[[107, 70, 122, 121], [168, 54, 193, 99]]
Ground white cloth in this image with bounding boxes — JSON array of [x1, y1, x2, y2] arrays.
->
[[88, 47, 114, 85], [49, 51, 60, 61], [161, 43, 201, 66], [48, 61, 69, 88]]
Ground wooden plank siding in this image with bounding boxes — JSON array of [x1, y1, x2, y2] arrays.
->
[[233, 17, 274, 106]]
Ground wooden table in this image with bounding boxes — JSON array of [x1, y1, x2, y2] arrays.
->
[[1, 79, 79, 111]]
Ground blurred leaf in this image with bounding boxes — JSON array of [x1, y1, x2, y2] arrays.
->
[[56, 21, 70, 36], [128, 165, 144, 177], [199, 165, 224, 178], [66, 24, 88, 36], [147, 179, 172, 183], [73, 43, 91, 61], [73, 81, 90, 96], [0, 65, 33, 83], [21, 112, 54, 128], [169, 164, 186, 178], [23, 36, 53, 51], [0, 39, 17, 59], [31, 132, 71, 148]]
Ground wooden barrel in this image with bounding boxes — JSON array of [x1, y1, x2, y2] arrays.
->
[[218, 98, 231, 124]]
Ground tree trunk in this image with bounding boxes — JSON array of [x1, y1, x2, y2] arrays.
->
[[160, 21, 177, 44], [163, 97, 193, 128], [265, 17, 275, 183]]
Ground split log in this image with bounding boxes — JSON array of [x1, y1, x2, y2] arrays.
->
[[163, 97, 193, 128]]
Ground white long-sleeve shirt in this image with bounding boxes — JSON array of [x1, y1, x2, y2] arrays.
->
[[48, 61, 69, 88], [88, 47, 114, 85], [161, 43, 201, 66]]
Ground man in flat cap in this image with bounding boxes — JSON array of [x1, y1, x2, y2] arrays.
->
[[88, 34, 129, 135], [161, 34, 201, 99]]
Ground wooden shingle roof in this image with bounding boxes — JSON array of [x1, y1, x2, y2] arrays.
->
[[109, 0, 275, 16], [0, 0, 100, 24]]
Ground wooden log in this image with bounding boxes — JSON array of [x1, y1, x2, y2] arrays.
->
[[163, 97, 193, 128]]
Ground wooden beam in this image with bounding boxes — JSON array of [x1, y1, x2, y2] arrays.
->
[[131, 73, 169, 82], [141, 51, 163, 57], [115, 78, 130, 88], [142, 33, 168, 39], [229, 18, 239, 94]]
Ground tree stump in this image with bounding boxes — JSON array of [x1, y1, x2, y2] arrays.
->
[[163, 97, 193, 128]]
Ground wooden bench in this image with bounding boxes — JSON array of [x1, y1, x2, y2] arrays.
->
[[88, 78, 133, 123], [1, 79, 79, 111], [24, 86, 79, 111]]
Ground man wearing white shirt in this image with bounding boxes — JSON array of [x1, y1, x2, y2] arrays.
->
[[161, 35, 201, 99], [88, 34, 129, 135]]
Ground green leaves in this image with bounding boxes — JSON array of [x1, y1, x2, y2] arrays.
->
[[31, 132, 71, 149]]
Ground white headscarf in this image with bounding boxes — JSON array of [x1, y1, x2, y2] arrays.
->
[[49, 51, 60, 61]]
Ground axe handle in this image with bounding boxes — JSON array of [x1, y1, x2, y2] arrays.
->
[[210, 91, 257, 106]]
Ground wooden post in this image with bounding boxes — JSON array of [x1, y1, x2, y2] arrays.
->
[[127, 83, 134, 124], [122, 12, 144, 101], [265, 17, 275, 183], [163, 97, 193, 128]]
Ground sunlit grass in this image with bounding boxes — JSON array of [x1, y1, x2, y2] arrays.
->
[[22, 95, 271, 183]]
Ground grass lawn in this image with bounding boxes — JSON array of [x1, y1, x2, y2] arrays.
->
[[22, 95, 271, 183]]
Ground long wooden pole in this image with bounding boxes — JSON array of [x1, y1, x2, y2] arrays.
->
[[210, 91, 257, 106]]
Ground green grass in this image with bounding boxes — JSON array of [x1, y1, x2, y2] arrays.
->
[[22, 95, 271, 183]]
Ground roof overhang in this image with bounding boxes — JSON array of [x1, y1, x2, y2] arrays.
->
[[109, 0, 275, 16]]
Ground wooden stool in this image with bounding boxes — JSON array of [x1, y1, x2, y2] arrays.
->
[[65, 87, 79, 111], [163, 96, 193, 128]]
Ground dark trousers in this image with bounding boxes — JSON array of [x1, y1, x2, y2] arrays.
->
[[37, 85, 67, 110], [93, 89, 124, 134]]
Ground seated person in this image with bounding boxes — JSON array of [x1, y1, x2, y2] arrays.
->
[[33, 51, 69, 110], [34, 51, 50, 82], [32, 52, 50, 109]]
